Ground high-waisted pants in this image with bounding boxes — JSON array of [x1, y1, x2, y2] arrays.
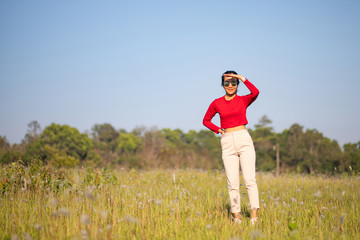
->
[[220, 129, 260, 213]]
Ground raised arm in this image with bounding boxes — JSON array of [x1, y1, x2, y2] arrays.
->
[[242, 79, 259, 106], [223, 73, 259, 106]]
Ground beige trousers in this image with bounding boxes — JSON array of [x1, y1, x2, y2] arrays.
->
[[221, 129, 260, 213]]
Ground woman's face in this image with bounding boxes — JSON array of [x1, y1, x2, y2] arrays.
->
[[223, 76, 238, 95]]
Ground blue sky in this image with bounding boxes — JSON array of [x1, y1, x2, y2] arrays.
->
[[1, 0, 359, 147]]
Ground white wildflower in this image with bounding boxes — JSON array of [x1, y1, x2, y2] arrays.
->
[[58, 208, 70, 216], [49, 198, 58, 207], [11, 234, 19, 240], [100, 210, 107, 220], [125, 215, 139, 224], [80, 214, 91, 225], [23, 232, 32, 240], [340, 213, 346, 224], [251, 230, 265, 239], [84, 189, 95, 200], [314, 191, 322, 198], [81, 229, 88, 240], [34, 223, 41, 230]]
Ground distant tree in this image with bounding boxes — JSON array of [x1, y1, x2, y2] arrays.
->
[[91, 123, 119, 164], [160, 128, 187, 168], [132, 126, 147, 138], [278, 125, 343, 174], [141, 127, 167, 168], [300, 129, 341, 173], [191, 130, 222, 169], [255, 115, 273, 132], [252, 116, 277, 171], [0, 136, 13, 164], [283, 124, 306, 172], [41, 123, 96, 167], [302, 129, 323, 174], [22, 140, 44, 165], [24, 121, 41, 144], [0, 136, 10, 151], [117, 133, 141, 154], [184, 130, 197, 144], [162, 128, 184, 149], [91, 123, 118, 153], [343, 141, 360, 172], [255, 115, 272, 128], [21, 121, 44, 164], [318, 138, 342, 173]]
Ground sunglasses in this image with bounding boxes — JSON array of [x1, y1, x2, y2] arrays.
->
[[223, 79, 238, 87]]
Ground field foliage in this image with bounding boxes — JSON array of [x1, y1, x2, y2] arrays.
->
[[1, 162, 359, 239]]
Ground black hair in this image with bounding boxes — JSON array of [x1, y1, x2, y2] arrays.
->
[[221, 70, 239, 87]]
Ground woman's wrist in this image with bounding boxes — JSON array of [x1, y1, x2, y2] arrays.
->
[[239, 75, 246, 82]]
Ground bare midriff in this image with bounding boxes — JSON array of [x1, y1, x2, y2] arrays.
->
[[224, 125, 246, 133]]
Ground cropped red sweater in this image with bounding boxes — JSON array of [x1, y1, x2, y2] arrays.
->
[[203, 79, 259, 134]]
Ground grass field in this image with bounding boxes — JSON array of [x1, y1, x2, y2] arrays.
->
[[1, 164, 359, 239]]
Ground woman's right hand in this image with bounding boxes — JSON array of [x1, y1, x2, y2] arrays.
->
[[218, 129, 225, 136]]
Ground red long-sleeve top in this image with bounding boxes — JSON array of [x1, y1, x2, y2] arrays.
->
[[203, 79, 260, 134]]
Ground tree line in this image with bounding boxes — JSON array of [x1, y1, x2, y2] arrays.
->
[[0, 116, 359, 174]]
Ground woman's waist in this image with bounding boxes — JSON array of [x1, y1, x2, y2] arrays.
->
[[224, 125, 246, 133]]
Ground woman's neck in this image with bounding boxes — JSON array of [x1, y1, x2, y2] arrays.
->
[[225, 94, 236, 101]]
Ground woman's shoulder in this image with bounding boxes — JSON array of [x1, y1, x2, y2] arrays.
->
[[210, 96, 224, 105], [214, 96, 226, 102]]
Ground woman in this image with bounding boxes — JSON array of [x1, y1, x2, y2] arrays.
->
[[203, 70, 260, 224]]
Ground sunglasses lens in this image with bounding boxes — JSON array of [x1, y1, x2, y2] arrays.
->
[[224, 79, 237, 87]]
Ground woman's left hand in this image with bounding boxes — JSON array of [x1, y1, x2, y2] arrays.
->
[[223, 73, 246, 82]]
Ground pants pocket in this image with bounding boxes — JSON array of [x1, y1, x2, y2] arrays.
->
[[221, 135, 234, 153]]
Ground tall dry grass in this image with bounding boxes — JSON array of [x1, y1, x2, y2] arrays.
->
[[0, 163, 359, 239]]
